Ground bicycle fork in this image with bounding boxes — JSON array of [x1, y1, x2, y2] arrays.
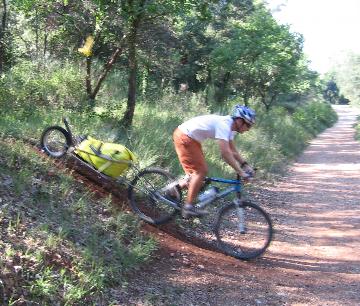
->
[[233, 198, 246, 234]]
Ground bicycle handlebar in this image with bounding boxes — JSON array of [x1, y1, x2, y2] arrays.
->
[[239, 167, 257, 181]]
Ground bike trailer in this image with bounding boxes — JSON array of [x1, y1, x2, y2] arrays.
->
[[74, 136, 137, 178]]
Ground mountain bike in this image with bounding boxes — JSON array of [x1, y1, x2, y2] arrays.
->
[[128, 171, 273, 260]]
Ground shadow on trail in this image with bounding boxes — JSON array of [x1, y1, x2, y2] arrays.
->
[[260, 255, 360, 274]]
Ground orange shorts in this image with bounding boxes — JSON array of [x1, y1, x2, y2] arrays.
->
[[173, 128, 208, 175]]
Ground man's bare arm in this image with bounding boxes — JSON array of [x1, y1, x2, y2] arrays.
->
[[218, 139, 246, 176], [229, 140, 246, 164]]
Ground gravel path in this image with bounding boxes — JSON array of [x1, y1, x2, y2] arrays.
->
[[118, 105, 360, 306]]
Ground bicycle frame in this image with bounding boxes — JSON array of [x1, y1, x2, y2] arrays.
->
[[199, 175, 244, 206], [207, 176, 242, 195], [203, 176, 251, 234], [153, 174, 245, 212]]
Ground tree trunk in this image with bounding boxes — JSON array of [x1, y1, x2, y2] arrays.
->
[[86, 57, 92, 96], [204, 68, 212, 105], [122, 19, 140, 128], [0, 0, 7, 73], [121, 0, 147, 128], [86, 57, 95, 110], [243, 92, 249, 106], [35, 8, 39, 57], [43, 32, 48, 57], [214, 72, 231, 104], [263, 98, 270, 112], [259, 91, 270, 112], [122, 31, 137, 127]]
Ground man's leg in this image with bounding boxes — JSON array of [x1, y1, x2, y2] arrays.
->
[[182, 169, 208, 217], [186, 171, 205, 204], [173, 128, 208, 217]]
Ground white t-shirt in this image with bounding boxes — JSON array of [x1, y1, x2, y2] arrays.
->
[[178, 115, 236, 143]]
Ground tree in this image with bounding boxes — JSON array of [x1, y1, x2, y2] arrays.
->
[[14, 0, 222, 126], [170, 0, 255, 97], [332, 52, 360, 105], [209, 3, 306, 110], [323, 79, 340, 104], [118, 0, 220, 127]]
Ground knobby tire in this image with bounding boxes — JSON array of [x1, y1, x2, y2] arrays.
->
[[214, 201, 273, 260], [128, 167, 181, 225], [40, 126, 72, 158]]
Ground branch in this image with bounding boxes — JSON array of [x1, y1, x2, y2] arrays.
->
[[89, 46, 123, 99]]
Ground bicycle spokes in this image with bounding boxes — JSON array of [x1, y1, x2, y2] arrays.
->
[[128, 168, 181, 225], [215, 201, 272, 260]]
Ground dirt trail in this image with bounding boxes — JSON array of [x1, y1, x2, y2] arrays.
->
[[117, 105, 360, 306]]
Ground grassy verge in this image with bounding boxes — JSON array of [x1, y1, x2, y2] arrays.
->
[[355, 116, 360, 141], [0, 137, 157, 305]]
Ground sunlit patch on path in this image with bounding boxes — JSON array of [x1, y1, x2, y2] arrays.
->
[[264, 105, 360, 304]]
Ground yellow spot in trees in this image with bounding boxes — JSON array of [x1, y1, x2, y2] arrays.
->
[[78, 35, 94, 57]]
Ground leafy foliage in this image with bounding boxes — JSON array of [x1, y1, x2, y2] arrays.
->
[[3, 0, 324, 124], [330, 52, 360, 105], [208, 2, 309, 109], [292, 101, 337, 136], [0, 60, 86, 116]]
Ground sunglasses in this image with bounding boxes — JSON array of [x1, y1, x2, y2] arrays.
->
[[244, 121, 252, 128]]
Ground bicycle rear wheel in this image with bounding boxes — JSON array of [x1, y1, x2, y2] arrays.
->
[[128, 167, 181, 225], [40, 126, 72, 158], [214, 201, 273, 260]]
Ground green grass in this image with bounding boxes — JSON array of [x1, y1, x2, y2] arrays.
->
[[0, 137, 157, 305]]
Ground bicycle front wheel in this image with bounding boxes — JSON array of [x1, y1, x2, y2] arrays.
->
[[214, 201, 273, 260], [128, 168, 181, 225], [40, 126, 72, 158]]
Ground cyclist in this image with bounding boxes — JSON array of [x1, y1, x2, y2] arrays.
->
[[172, 104, 256, 218]]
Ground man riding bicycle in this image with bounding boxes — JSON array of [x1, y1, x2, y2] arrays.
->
[[172, 104, 256, 218]]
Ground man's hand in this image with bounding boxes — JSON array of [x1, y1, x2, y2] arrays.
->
[[242, 163, 254, 176], [238, 170, 252, 181], [239, 163, 255, 182]]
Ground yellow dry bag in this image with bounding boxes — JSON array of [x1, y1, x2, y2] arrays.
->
[[74, 136, 137, 178]]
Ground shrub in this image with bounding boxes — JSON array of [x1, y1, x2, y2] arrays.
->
[[355, 117, 360, 141], [0, 60, 86, 116], [293, 101, 337, 135], [256, 107, 311, 158]]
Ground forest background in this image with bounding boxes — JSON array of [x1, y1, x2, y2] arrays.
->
[[0, 0, 359, 304]]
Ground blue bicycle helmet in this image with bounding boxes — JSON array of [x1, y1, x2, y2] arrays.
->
[[231, 105, 256, 126]]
